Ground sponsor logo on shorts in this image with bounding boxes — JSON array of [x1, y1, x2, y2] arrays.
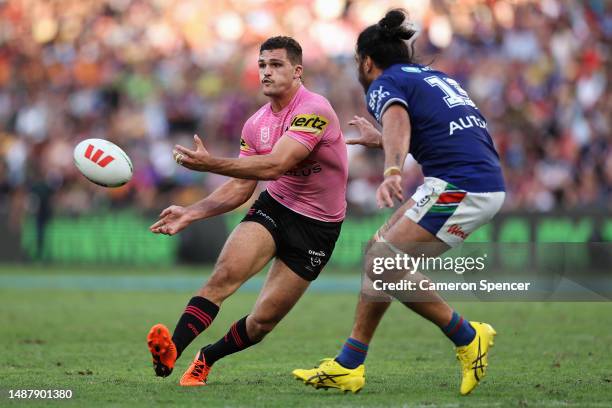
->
[[447, 224, 468, 239], [288, 114, 329, 135], [309, 249, 325, 268], [417, 196, 430, 207], [251, 209, 277, 228], [308, 249, 326, 257]]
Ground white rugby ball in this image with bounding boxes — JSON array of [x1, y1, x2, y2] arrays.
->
[[73, 139, 133, 187]]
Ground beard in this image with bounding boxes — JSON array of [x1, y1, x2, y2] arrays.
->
[[262, 87, 279, 97], [357, 62, 371, 92]]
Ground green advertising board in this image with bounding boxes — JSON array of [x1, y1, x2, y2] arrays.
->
[[14, 211, 612, 267]]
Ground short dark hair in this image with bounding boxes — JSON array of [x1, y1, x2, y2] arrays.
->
[[356, 9, 417, 69], [260, 36, 303, 65]]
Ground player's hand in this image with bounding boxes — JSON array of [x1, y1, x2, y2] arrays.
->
[[376, 175, 403, 208], [150, 205, 195, 235], [173, 135, 211, 171], [346, 116, 382, 148]]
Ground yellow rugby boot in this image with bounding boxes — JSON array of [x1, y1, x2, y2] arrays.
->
[[456, 321, 497, 395], [292, 358, 365, 393]]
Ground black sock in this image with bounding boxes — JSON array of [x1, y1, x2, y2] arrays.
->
[[172, 296, 219, 358], [202, 316, 259, 366]]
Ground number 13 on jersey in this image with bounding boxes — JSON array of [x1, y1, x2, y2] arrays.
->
[[425, 76, 476, 108]]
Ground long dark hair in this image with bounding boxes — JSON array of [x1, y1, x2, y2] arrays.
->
[[356, 8, 418, 69]]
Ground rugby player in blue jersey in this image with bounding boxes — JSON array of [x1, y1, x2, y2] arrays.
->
[[293, 9, 505, 395]]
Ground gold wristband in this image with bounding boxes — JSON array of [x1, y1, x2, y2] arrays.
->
[[383, 166, 402, 177]]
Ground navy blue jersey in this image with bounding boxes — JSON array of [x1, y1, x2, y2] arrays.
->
[[366, 63, 505, 192]]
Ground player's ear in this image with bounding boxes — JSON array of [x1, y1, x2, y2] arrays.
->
[[364, 56, 373, 73], [293, 64, 303, 80]]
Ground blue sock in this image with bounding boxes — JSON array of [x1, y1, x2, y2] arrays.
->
[[335, 337, 368, 369], [442, 311, 476, 347]]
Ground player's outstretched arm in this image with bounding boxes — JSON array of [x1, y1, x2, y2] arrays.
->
[[376, 105, 412, 208], [346, 115, 383, 148], [150, 178, 256, 235], [173, 134, 310, 180]]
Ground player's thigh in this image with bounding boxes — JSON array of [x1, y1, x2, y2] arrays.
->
[[371, 198, 446, 254], [206, 221, 276, 288], [374, 198, 415, 240], [249, 258, 310, 326], [364, 199, 416, 257], [365, 199, 448, 285], [382, 214, 449, 257]]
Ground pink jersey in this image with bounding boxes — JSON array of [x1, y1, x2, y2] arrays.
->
[[239, 85, 348, 222]]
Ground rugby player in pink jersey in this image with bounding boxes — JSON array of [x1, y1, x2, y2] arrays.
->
[[146, 36, 348, 386]]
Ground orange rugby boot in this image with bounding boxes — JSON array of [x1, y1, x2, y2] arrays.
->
[[179, 349, 212, 386], [147, 323, 177, 377]]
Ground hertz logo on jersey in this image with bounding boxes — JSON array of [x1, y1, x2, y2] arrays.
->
[[288, 114, 328, 135], [240, 137, 251, 151]]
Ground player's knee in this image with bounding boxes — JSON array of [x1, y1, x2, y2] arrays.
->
[[364, 232, 388, 281], [364, 234, 400, 281], [364, 249, 379, 282], [364, 236, 376, 253], [247, 314, 278, 341]]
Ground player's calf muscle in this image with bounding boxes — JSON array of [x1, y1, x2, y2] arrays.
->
[[246, 314, 278, 341]]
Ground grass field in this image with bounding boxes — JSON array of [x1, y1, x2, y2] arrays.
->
[[2, 266, 612, 407]]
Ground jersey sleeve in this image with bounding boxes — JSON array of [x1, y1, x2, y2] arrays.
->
[[366, 74, 409, 123], [238, 120, 257, 158], [284, 103, 332, 151]]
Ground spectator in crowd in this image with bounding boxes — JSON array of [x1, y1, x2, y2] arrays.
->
[[0, 0, 609, 226]]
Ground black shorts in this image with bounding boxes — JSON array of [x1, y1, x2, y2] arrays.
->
[[241, 190, 342, 281]]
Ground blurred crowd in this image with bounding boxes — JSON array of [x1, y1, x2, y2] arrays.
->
[[0, 0, 610, 222]]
